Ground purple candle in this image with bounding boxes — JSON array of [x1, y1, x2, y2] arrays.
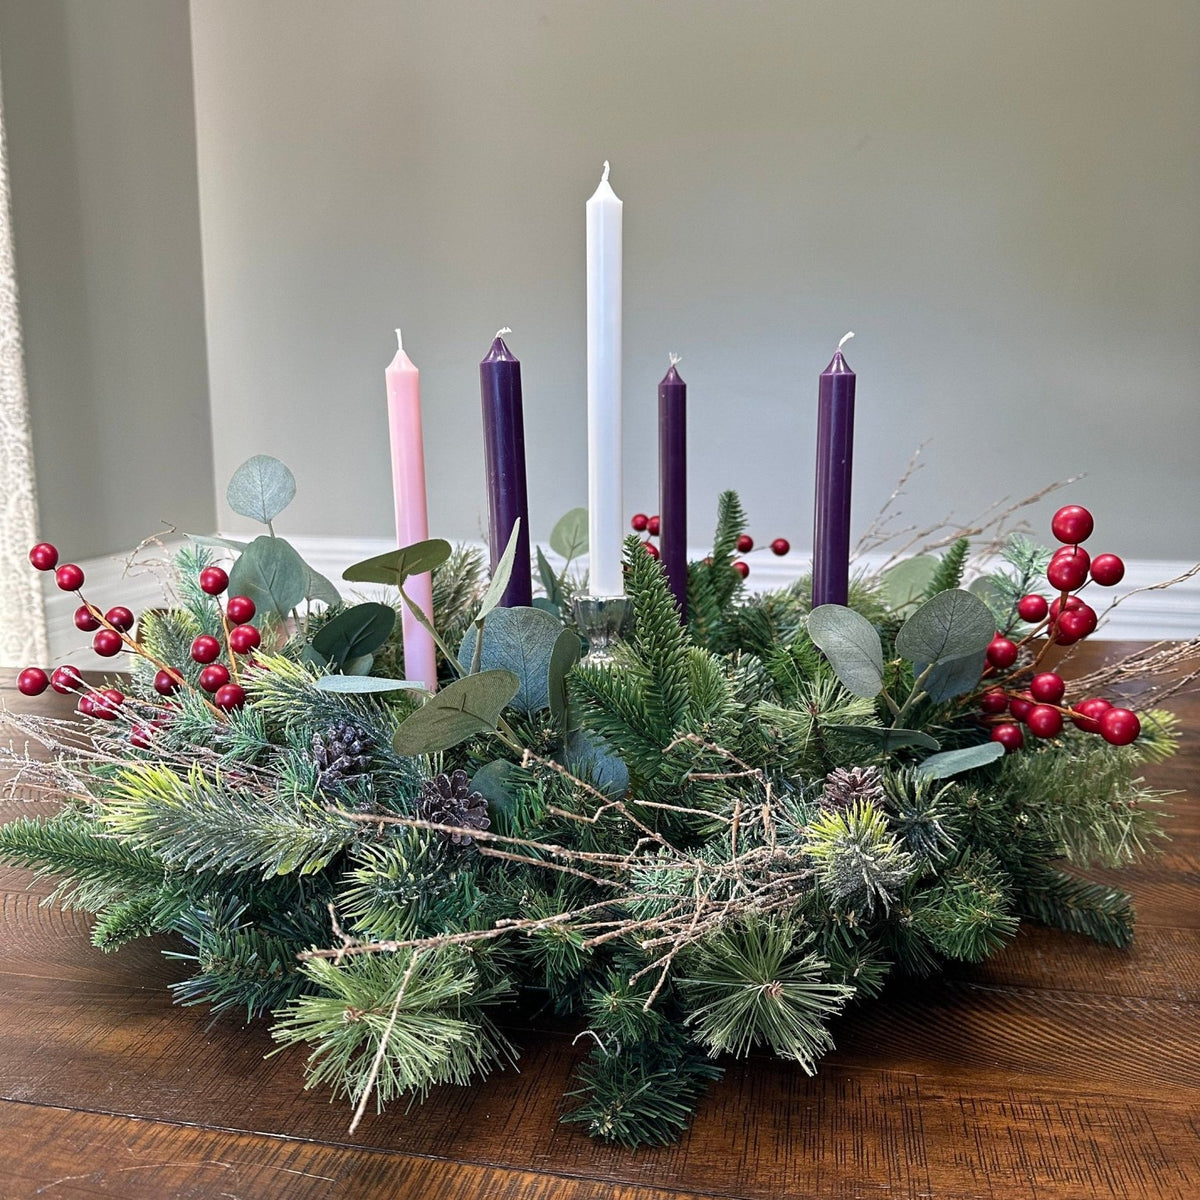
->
[[659, 356, 688, 613], [812, 332, 856, 608], [479, 329, 532, 607]]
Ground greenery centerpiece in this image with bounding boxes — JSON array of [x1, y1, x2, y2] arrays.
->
[[1, 455, 1189, 1147]]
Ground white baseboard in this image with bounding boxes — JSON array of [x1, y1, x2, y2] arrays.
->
[[42, 534, 1199, 667]]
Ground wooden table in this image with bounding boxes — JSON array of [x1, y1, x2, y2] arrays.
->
[[1, 647, 1197, 1199]]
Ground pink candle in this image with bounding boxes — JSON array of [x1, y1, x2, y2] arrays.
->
[[385, 329, 437, 690]]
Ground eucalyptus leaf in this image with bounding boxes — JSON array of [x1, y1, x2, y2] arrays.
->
[[471, 760, 518, 815], [343, 654, 374, 676], [916, 741, 1005, 780], [563, 728, 629, 799], [226, 455, 297, 526], [550, 507, 588, 561], [343, 539, 452, 586], [548, 627, 583, 725], [227, 536, 307, 618], [476, 519, 522, 623], [807, 605, 885, 698], [314, 675, 424, 694], [880, 556, 939, 613], [536, 545, 563, 607], [311, 602, 396, 669], [921, 647, 988, 702], [457, 606, 563, 714], [393, 669, 519, 756], [895, 588, 994, 666], [304, 564, 342, 606], [532, 597, 561, 617], [825, 724, 941, 752]]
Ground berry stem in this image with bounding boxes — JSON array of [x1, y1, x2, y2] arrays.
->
[[218, 604, 242, 686], [79, 595, 224, 719]]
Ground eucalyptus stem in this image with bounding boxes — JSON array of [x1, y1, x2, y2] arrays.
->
[[892, 661, 934, 728]]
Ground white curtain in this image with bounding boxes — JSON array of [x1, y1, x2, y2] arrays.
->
[[0, 61, 48, 668]]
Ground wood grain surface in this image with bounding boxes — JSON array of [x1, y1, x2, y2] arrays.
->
[[1, 646, 1197, 1199]]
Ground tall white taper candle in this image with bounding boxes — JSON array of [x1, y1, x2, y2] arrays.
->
[[586, 161, 624, 597]]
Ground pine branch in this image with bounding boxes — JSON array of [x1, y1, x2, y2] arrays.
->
[[1016, 865, 1136, 947], [679, 920, 853, 1067], [922, 537, 969, 598], [563, 1028, 722, 1147], [99, 760, 360, 878], [0, 812, 171, 911]]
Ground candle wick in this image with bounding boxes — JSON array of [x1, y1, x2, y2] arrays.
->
[[668, 352, 682, 367], [395, 328, 404, 352], [495, 327, 512, 340], [837, 331, 855, 351], [601, 160, 610, 184]]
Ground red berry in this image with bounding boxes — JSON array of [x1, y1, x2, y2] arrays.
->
[[732, 560, 750, 578], [647, 515, 661, 537], [1049, 594, 1084, 621], [1030, 672, 1066, 704], [154, 669, 182, 696], [54, 564, 85, 592], [630, 513, 649, 532], [228, 624, 261, 655], [1017, 594, 1049, 623], [1071, 697, 1112, 732], [642, 541, 659, 559], [1090, 553, 1125, 587], [771, 538, 790, 556], [28, 543, 59, 571], [77, 692, 96, 717], [225, 595, 256, 625], [104, 606, 135, 633], [1009, 695, 1035, 723], [1051, 504, 1094, 545], [73, 605, 101, 632], [199, 566, 229, 595], [979, 689, 1009, 714], [92, 629, 124, 658], [130, 725, 154, 749], [736, 534, 754, 553], [990, 723, 1024, 752], [1057, 606, 1097, 642], [1099, 707, 1140, 746], [92, 688, 124, 720], [1027, 704, 1064, 738], [190, 635, 221, 664], [986, 636, 1019, 669], [17, 667, 49, 696], [1047, 552, 1089, 592], [199, 664, 231, 692], [214, 683, 247, 712], [50, 665, 82, 694], [1050, 544, 1091, 569]]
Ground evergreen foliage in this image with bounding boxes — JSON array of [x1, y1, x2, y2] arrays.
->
[[0, 497, 1182, 1148]]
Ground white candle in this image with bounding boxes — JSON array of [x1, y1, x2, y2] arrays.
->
[[586, 161, 624, 597]]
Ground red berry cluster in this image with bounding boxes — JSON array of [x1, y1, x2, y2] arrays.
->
[[629, 514, 790, 578], [973, 505, 1139, 753], [18, 542, 262, 743]]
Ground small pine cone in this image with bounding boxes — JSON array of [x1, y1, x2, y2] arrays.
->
[[416, 769, 490, 846], [822, 765, 884, 811], [312, 720, 374, 793]]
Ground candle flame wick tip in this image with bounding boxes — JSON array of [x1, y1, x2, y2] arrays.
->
[[601, 161, 610, 183], [496, 327, 512, 340], [394, 328, 404, 351], [838, 331, 855, 351], [668, 352, 682, 367]]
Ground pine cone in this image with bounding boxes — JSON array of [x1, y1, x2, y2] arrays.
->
[[416, 770, 490, 846], [822, 765, 884, 810], [312, 720, 374, 793]]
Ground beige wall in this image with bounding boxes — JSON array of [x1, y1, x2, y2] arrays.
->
[[4, 2, 1197, 564], [190, 1, 1200, 559], [0, 0, 214, 559]]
